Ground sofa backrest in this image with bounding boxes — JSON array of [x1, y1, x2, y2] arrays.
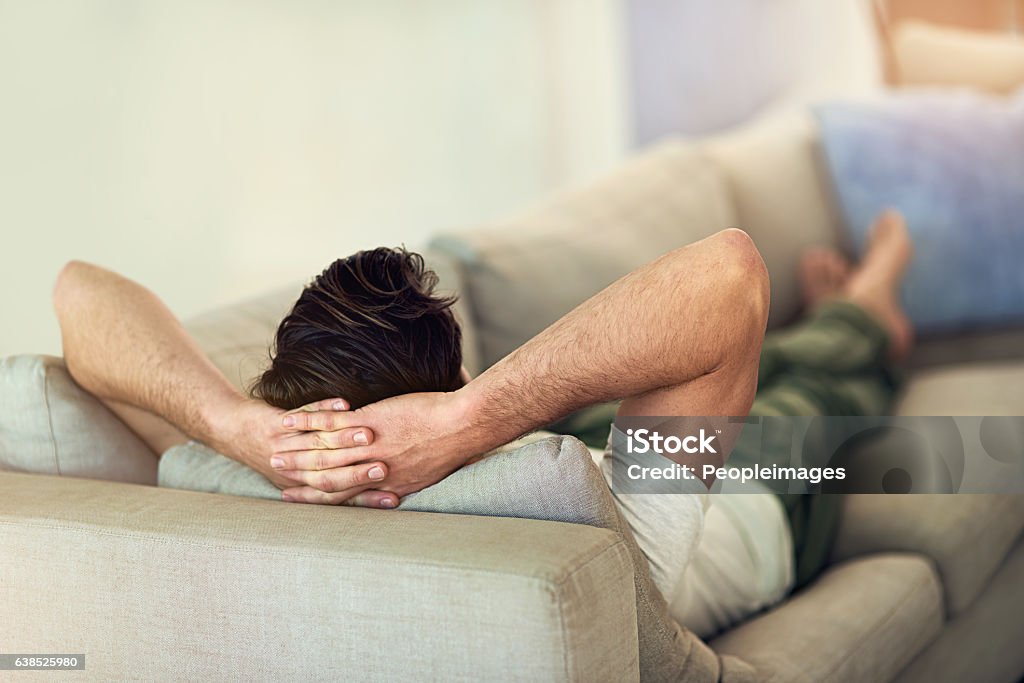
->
[[702, 111, 847, 327], [431, 111, 845, 370], [430, 140, 740, 370]]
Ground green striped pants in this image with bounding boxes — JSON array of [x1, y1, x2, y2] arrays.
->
[[552, 299, 899, 588], [749, 300, 897, 587]]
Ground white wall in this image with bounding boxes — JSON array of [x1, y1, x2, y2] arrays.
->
[[0, 0, 882, 359], [626, 0, 881, 141], [0, 0, 628, 357]]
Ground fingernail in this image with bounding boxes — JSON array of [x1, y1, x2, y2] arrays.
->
[[283, 415, 295, 428], [332, 400, 347, 410], [380, 498, 396, 508], [354, 431, 368, 445], [281, 492, 293, 502], [368, 466, 384, 480], [270, 457, 285, 469]]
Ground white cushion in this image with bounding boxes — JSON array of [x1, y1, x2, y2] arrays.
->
[[0, 355, 156, 484]]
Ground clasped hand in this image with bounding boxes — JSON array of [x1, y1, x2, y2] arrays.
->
[[224, 390, 478, 509]]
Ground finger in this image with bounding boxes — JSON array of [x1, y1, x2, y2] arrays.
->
[[281, 486, 398, 508], [281, 485, 367, 506], [293, 398, 350, 412], [343, 490, 399, 509], [278, 427, 373, 452], [271, 445, 376, 471], [280, 410, 362, 432], [275, 461, 388, 492]]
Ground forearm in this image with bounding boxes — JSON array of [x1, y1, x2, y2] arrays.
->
[[53, 261, 241, 451], [456, 229, 767, 450]]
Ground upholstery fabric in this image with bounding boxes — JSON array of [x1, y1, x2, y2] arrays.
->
[[830, 494, 1024, 616], [711, 554, 944, 683], [816, 90, 1024, 332], [159, 441, 279, 499], [160, 436, 756, 683], [896, 536, 1024, 683], [183, 283, 299, 392], [894, 360, 1024, 417], [0, 470, 638, 682], [0, 355, 156, 484], [909, 327, 1024, 369], [701, 112, 845, 328], [430, 140, 738, 369]]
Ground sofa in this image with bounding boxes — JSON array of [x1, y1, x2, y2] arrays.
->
[[2, 109, 1023, 682]]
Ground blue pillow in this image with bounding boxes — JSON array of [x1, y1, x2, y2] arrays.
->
[[815, 90, 1024, 333]]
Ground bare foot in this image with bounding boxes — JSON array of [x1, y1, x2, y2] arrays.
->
[[799, 246, 852, 309], [844, 209, 915, 361]]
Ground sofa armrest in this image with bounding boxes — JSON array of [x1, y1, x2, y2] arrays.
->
[[0, 472, 639, 682]]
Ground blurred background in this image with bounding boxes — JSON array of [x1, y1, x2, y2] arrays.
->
[[1, 0, 1021, 357]]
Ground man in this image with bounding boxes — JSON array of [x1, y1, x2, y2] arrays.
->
[[53, 211, 912, 635]]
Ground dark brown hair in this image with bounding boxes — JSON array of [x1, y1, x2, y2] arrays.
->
[[251, 247, 464, 410]]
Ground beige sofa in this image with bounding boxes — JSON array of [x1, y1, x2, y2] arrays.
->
[[2, 110, 1023, 682]]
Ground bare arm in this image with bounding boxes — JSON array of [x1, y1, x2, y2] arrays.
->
[[52, 261, 393, 499], [273, 229, 770, 503], [54, 262, 237, 453]]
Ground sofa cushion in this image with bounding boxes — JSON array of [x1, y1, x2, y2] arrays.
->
[[159, 436, 756, 683], [896, 536, 1024, 683], [0, 355, 156, 484], [430, 139, 739, 369], [711, 554, 943, 683], [701, 112, 845, 328], [830, 494, 1024, 616], [895, 360, 1024, 416], [815, 90, 1024, 332]]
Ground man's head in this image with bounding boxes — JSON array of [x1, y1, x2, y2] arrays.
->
[[251, 247, 464, 410]]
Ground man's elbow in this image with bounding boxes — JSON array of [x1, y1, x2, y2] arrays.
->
[[52, 260, 94, 319], [712, 228, 771, 335]]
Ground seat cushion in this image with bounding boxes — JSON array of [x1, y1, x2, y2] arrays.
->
[[711, 554, 943, 683], [0, 355, 156, 484], [908, 327, 1024, 370], [895, 360, 1024, 416], [895, 535, 1024, 683], [830, 494, 1024, 616], [430, 139, 738, 369]]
